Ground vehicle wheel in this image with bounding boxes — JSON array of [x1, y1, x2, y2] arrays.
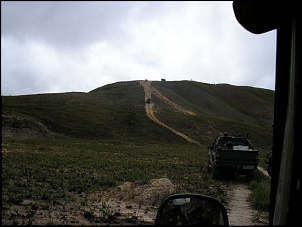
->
[[211, 165, 218, 179]]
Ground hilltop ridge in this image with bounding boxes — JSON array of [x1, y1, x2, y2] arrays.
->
[[2, 80, 274, 147]]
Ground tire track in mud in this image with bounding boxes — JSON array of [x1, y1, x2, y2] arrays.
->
[[140, 80, 200, 145]]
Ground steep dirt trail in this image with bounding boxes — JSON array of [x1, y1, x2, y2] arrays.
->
[[151, 86, 197, 116], [140, 80, 200, 145]]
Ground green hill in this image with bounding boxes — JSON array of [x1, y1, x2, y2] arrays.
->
[[2, 80, 274, 147], [2, 80, 274, 224]]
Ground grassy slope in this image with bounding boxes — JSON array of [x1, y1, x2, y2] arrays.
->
[[2, 82, 181, 143], [2, 80, 274, 170], [2, 80, 273, 224], [2, 80, 274, 147], [152, 80, 274, 147]]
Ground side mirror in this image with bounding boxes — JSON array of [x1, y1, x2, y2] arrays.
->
[[155, 193, 229, 225]]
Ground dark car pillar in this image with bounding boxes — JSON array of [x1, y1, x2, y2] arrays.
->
[[233, 2, 301, 225]]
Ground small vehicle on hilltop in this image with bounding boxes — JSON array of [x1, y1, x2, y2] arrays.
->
[[207, 133, 259, 180]]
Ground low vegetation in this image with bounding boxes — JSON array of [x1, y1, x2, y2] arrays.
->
[[249, 169, 271, 212], [2, 80, 273, 224], [2, 137, 230, 225]]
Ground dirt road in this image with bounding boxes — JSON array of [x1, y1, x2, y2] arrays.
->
[[226, 181, 257, 225], [140, 80, 268, 225], [140, 80, 200, 145]]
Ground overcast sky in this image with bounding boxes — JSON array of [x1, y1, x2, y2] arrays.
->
[[1, 1, 277, 96]]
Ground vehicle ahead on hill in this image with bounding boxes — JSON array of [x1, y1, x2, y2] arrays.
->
[[207, 134, 259, 180]]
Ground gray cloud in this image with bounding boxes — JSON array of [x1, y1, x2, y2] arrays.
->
[[1, 1, 276, 96], [1, 1, 134, 48]]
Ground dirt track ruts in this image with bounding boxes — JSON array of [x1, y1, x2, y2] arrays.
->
[[140, 80, 268, 225], [140, 80, 200, 145]]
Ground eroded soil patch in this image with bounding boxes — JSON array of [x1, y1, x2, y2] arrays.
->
[[2, 178, 180, 225]]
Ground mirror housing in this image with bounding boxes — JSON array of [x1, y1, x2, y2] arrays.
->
[[155, 193, 229, 225]]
